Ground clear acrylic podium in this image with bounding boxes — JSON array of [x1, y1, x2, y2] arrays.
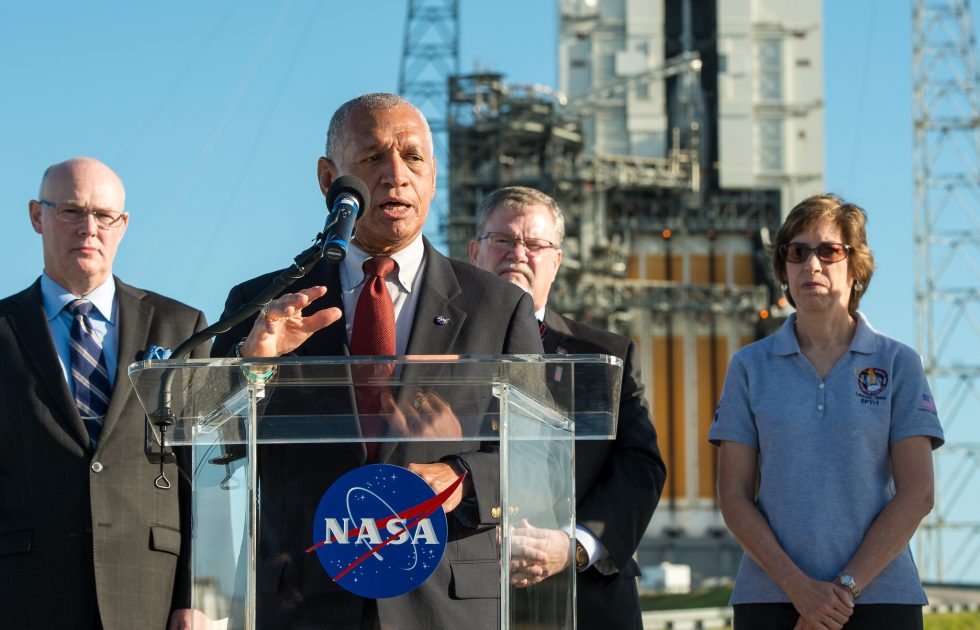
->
[[130, 354, 621, 630]]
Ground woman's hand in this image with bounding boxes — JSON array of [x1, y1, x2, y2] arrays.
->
[[787, 576, 854, 629]]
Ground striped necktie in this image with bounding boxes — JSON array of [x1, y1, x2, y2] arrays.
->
[[68, 299, 111, 448]]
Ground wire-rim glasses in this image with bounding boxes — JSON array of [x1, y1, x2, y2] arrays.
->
[[39, 200, 127, 229], [478, 232, 558, 254]]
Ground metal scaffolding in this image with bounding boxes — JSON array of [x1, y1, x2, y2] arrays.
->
[[913, 0, 980, 583], [398, 0, 459, 243]]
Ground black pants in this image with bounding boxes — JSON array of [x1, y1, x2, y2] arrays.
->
[[733, 603, 923, 630]]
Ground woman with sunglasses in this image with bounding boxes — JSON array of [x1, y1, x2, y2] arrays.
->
[[709, 194, 944, 629]]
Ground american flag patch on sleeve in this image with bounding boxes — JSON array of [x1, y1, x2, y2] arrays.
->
[[920, 394, 937, 414]]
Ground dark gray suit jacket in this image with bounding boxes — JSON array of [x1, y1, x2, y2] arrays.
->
[[542, 309, 666, 630], [0, 277, 207, 630], [212, 238, 543, 629]]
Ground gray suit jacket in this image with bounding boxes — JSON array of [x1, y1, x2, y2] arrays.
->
[[0, 277, 207, 630], [212, 238, 543, 629]]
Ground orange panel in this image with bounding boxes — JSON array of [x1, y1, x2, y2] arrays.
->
[[627, 254, 640, 280], [670, 335, 686, 499], [647, 253, 666, 281], [712, 255, 727, 285], [697, 337, 717, 500], [651, 335, 686, 500], [670, 254, 684, 282], [690, 254, 709, 284], [733, 253, 754, 286]]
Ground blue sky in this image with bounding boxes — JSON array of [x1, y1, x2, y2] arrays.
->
[[0, 0, 916, 339], [1, 1, 976, 582]]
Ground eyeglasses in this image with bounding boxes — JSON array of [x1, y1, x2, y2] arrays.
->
[[39, 200, 127, 229], [478, 232, 558, 254], [779, 241, 851, 264]]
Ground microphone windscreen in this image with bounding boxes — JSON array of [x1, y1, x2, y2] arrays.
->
[[326, 175, 371, 218]]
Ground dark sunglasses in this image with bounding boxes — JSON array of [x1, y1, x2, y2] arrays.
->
[[779, 242, 851, 264]]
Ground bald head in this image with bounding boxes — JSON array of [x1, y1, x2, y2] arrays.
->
[[39, 157, 126, 210], [29, 157, 129, 296]]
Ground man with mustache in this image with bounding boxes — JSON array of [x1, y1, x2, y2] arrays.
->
[[470, 186, 667, 630]]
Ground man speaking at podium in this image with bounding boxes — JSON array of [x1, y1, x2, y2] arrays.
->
[[213, 94, 542, 628], [0, 157, 208, 630]]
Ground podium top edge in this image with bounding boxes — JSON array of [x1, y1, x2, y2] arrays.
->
[[128, 353, 624, 374]]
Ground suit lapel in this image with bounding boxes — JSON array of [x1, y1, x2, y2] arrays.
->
[[404, 241, 465, 356], [542, 309, 573, 354], [379, 242, 465, 462], [5, 280, 90, 448], [97, 278, 152, 449]]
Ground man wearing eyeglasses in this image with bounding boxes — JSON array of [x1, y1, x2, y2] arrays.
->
[[0, 157, 209, 630], [470, 186, 667, 630]]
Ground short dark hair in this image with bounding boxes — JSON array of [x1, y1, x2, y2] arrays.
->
[[324, 93, 431, 158], [474, 186, 565, 245], [772, 193, 876, 316]]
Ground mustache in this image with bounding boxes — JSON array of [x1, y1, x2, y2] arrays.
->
[[495, 262, 533, 281]]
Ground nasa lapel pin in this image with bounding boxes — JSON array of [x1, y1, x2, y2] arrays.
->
[[434, 315, 450, 326]]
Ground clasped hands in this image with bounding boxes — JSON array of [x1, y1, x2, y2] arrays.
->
[[789, 576, 855, 630], [508, 519, 573, 588]]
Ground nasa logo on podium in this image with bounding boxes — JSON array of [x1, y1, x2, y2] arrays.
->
[[306, 463, 460, 598]]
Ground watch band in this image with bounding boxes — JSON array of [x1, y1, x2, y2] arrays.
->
[[574, 540, 588, 569], [837, 572, 861, 599]]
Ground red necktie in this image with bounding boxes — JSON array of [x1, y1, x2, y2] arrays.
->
[[350, 257, 397, 460]]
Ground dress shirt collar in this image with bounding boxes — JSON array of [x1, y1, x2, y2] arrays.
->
[[40, 272, 116, 323], [341, 234, 426, 293]]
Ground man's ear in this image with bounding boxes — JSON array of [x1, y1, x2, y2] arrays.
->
[[317, 157, 337, 197], [469, 239, 479, 265], [28, 200, 43, 235]]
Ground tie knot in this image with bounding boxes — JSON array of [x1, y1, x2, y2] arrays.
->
[[68, 299, 95, 317], [363, 256, 396, 280]]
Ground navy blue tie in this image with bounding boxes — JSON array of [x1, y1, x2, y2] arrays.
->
[[68, 299, 111, 448]]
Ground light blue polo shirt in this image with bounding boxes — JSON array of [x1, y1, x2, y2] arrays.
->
[[708, 312, 944, 605]]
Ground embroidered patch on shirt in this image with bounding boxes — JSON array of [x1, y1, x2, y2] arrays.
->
[[856, 367, 888, 396], [855, 367, 889, 407]]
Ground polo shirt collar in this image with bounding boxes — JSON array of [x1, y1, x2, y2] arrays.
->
[[772, 313, 801, 356], [849, 311, 877, 354], [772, 311, 876, 356]]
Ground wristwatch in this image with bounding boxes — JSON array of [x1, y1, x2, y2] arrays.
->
[[574, 540, 589, 569], [837, 572, 861, 600]]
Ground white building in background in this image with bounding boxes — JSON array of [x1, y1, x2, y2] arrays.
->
[[559, 0, 823, 210], [716, 0, 824, 210], [556, 0, 824, 581]]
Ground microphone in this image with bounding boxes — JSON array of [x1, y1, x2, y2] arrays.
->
[[323, 175, 370, 263]]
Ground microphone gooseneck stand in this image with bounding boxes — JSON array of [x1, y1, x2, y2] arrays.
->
[[146, 237, 330, 488]]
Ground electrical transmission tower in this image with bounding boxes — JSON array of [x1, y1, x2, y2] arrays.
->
[[913, 0, 980, 583], [398, 0, 459, 248]]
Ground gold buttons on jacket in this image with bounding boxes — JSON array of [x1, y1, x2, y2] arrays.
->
[[491, 506, 502, 519]]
